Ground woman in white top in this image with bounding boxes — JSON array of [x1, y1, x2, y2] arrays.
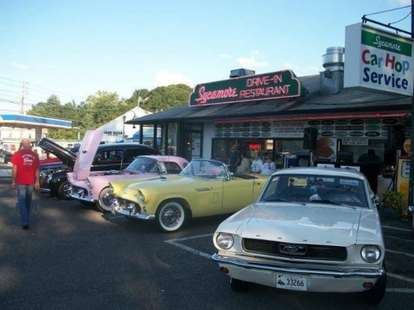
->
[[250, 152, 263, 173], [260, 155, 276, 176]]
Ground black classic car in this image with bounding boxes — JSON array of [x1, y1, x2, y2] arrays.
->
[[38, 137, 159, 199]]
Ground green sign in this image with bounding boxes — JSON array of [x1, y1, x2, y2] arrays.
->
[[189, 70, 301, 107], [362, 27, 412, 56]]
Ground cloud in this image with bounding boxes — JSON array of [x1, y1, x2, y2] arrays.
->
[[11, 62, 29, 70], [219, 53, 232, 59], [393, 0, 410, 5], [236, 51, 269, 70], [280, 62, 321, 76], [154, 70, 193, 87]]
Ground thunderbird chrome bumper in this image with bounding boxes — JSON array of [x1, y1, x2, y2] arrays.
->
[[111, 199, 155, 220], [69, 186, 94, 203]]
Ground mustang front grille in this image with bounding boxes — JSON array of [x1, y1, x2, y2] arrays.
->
[[242, 238, 347, 261]]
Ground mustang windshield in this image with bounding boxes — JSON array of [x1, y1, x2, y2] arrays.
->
[[126, 157, 161, 174], [180, 160, 227, 179], [261, 174, 369, 208]]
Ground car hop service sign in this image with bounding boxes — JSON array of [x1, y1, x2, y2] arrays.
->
[[344, 23, 413, 96], [189, 70, 301, 106]]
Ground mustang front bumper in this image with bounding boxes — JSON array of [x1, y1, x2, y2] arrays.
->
[[212, 253, 384, 293]]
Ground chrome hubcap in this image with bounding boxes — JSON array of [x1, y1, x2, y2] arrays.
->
[[160, 203, 184, 230]]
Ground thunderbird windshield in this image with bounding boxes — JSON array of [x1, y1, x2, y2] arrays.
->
[[126, 157, 161, 174], [180, 160, 227, 179], [261, 174, 369, 208]]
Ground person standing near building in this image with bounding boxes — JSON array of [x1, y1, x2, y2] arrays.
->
[[261, 154, 276, 176], [229, 143, 241, 173], [251, 152, 263, 173], [11, 138, 40, 230]]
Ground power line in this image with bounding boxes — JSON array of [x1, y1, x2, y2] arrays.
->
[[389, 10, 412, 25], [364, 5, 411, 17]]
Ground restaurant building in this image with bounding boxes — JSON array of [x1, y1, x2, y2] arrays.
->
[[128, 46, 410, 171]]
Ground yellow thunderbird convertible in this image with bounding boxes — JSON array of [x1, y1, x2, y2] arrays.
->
[[110, 159, 268, 232]]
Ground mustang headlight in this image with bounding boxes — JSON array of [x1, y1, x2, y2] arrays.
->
[[215, 233, 234, 250], [361, 245, 381, 263]]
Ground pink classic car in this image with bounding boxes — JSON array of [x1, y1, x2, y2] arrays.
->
[[67, 130, 188, 212]]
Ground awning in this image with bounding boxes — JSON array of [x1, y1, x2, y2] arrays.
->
[[215, 110, 409, 124], [0, 114, 72, 129]]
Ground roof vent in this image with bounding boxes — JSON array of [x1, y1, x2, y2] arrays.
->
[[322, 47, 345, 72], [320, 47, 345, 95], [229, 68, 256, 78]]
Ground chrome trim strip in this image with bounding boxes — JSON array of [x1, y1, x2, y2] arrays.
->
[[69, 193, 95, 202], [113, 205, 155, 220], [211, 253, 383, 278]]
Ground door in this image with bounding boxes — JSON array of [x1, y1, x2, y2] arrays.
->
[[182, 123, 203, 160], [191, 178, 223, 217], [222, 178, 255, 213]]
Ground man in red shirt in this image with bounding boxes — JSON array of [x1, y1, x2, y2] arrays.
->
[[11, 138, 40, 230]]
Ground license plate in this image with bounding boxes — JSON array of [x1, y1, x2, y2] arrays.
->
[[275, 273, 307, 291]]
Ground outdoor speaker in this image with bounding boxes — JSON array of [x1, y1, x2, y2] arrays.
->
[[303, 127, 318, 150]]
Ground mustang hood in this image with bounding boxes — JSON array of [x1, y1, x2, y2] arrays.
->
[[38, 138, 76, 168], [73, 129, 103, 180], [240, 203, 362, 247]]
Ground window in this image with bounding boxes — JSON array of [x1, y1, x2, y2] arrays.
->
[[167, 123, 177, 155], [123, 147, 157, 164], [126, 157, 160, 173], [163, 161, 182, 174], [261, 174, 368, 208], [94, 150, 123, 165]]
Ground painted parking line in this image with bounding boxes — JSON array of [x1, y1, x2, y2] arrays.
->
[[385, 235, 414, 244], [383, 225, 413, 233], [388, 272, 414, 284], [386, 288, 414, 294], [165, 233, 212, 259], [387, 249, 414, 259]]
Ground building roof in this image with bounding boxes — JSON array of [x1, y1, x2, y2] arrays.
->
[[127, 75, 411, 125]]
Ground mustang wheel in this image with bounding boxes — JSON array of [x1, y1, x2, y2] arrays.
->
[[97, 187, 115, 213], [230, 278, 249, 292], [156, 200, 187, 232], [57, 181, 71, 200]]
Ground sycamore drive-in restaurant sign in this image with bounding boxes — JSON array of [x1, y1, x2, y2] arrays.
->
[[189, 70, 301, 107], [345, 23, 413, 96]]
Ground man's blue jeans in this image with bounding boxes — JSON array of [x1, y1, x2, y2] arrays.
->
[[16, 185, 33, 226]]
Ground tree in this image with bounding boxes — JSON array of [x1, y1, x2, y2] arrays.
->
[[141, 84, 192, 112]]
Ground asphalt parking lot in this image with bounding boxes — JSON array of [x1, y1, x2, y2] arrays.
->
[[0, 178, 413, 310]]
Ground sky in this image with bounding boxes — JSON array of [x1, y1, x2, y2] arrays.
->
[[0, 0, 412, 112]]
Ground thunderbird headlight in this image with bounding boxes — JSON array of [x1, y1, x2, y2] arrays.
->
[[215, 233, 234, 250], [361, 245, 381, 263]]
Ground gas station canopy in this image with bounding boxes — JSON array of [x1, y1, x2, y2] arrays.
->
[[0, 113, 72, 129]]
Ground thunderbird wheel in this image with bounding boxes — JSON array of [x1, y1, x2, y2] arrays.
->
[[97, 187, 115, 213], [156, 201, 187, 232]]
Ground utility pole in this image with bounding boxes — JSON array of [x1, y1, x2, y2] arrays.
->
[[20, 81, 27, 114], [409, 0, 414, 211]]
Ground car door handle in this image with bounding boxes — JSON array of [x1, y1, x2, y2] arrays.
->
[[195, 187, 212, 192]]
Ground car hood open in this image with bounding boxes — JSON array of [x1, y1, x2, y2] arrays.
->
[[239, 203, 362, 247], [37, 138, 77, 168], [72, 129, 103, 180]]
